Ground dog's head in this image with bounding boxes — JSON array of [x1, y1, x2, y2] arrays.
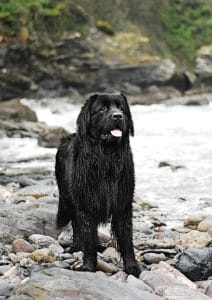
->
[[77, 93, 134, 143]]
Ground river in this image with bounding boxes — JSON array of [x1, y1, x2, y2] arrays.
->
[[1, 97, 212, 227]]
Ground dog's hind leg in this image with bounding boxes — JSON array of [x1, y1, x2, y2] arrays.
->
[[56, 196, 71, 229]]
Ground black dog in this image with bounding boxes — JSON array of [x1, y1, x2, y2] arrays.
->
[[55, 93, 140, 277]]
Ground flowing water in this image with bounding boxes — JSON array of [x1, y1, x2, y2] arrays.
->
[[1, 97, 212, 226]]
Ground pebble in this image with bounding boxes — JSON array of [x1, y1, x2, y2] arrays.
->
[[19, 258, 35, 268], [58, 253, 73, 260], [143, 253, 167, 264], [184, 215, 205, 229], [48, 243, 64, 256], [29, 248, 55, 263], [57, 229, 73, 247], [198, 216, 212, 232], [15, 185, 56, 199], [50, 261, 70, 269], [29, 234, 57, 247], [102, 247, 119, 259], [0, 256, 10, 266], [12, 239, 35, 253], [111, 270, 128, 282], [176, 230, 211, 248], [97, 259, 118, 274]]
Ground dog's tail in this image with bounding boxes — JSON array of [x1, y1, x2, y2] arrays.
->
[[56, 198, 71, 229]]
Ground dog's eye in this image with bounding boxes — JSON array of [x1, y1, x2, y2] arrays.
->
[[101, 106, 107, 112], [119, 106, 124, 111]]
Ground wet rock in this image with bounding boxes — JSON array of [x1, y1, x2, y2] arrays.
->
[[0, 266, 12, 275], [48, 243, 64, 256], [29, 248, 55, 263], [49, 260, 70, 269], [0, 256, 10, 266], [19, 258, 35, 268], [140, 261, 196, 296], [164, 93, 211, 106], [100, 59, 176, 89], [0, 283, 13, 297], [127, 275, 153, 293], [8, 253, 28, 264], [0, 202, 58, 243], [102, 247, 119, 259], [196, 280, 212, 297], [16, 185, 56, 200], [0, 118, 68, 148], [58, 229, 73, 247], [97, 259, 118, 274], [38, 126, 68, 148], [9, 267, 162, 300], [163, 286, 211, 300], [29, 234, 57, 248], [195, 45, 212, 86], [206, 281, 212, 297], [140, 200, 158, 211], [12, 239, 35, 254], [158, 161, 185, 171], [176, 248, 212, 281], [0, 186, 12, 204], [144, 239, 176, 250], [129, 86, 181, 105], [198, 216, 212, 232], [0, 100, 37, 122], [143, 253, 167, 264], [184, 215, 205, 229], [176, 230, 211, 248]]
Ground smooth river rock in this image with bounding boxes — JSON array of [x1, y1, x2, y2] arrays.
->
[[9, 267, 162, 300]]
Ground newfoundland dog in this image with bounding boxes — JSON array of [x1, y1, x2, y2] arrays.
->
[[55, 93, 140, 277]]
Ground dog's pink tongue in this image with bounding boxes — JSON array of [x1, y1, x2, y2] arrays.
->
[[110, 129, 122, 137]]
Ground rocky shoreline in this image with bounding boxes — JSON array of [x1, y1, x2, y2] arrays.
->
[[0, 36, 212, 105], [0, 179, 211, 299]]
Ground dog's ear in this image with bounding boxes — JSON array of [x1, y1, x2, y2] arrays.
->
[[77, 94, 98, 139], [120, 92, 134, 136]]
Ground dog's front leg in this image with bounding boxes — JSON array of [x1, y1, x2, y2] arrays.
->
[[112, 208, 141, 278], [78, 212, 98, 272]]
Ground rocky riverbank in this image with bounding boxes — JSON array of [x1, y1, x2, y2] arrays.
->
[[0, 34, 212, 105], [0, 179, 211, 299]]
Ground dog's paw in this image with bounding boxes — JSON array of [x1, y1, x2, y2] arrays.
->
[[125, 263, 141, 278]]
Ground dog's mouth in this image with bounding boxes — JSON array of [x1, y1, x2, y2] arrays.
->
[[100, 129, 123, 140]]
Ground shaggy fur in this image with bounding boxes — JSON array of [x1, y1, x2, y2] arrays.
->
[[55, 93, 140, 277]]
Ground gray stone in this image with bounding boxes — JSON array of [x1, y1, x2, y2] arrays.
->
[[10, 267, 162, 300], [0, 99, 37, 122], [143, 253, 167, 264], [48, 243, 64, 256], [163, 286, 211, 300], [176, 248, 212, 281]]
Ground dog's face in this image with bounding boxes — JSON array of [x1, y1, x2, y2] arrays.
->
[[77, 93, 134, 143]]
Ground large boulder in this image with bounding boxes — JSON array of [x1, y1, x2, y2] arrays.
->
[[98, 59, 176, 89], [195, 45, 212, 88], [0, 99, 37, 122], [176, 248, 212, 281], [9, 267, 162, 300]]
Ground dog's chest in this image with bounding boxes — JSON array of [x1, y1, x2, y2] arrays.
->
[[89, 156, 122, 221]]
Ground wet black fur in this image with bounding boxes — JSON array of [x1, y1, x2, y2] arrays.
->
[[55, 93, 140, 277]]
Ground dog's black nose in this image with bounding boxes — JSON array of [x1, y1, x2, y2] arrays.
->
[[112, 112, 123, 120]]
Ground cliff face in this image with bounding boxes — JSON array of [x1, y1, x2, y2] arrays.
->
[[0, 0, 211, 102]]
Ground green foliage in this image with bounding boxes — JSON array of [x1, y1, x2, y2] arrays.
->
[[161, 0, 212, 64], [0, 0, 88, 38]]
